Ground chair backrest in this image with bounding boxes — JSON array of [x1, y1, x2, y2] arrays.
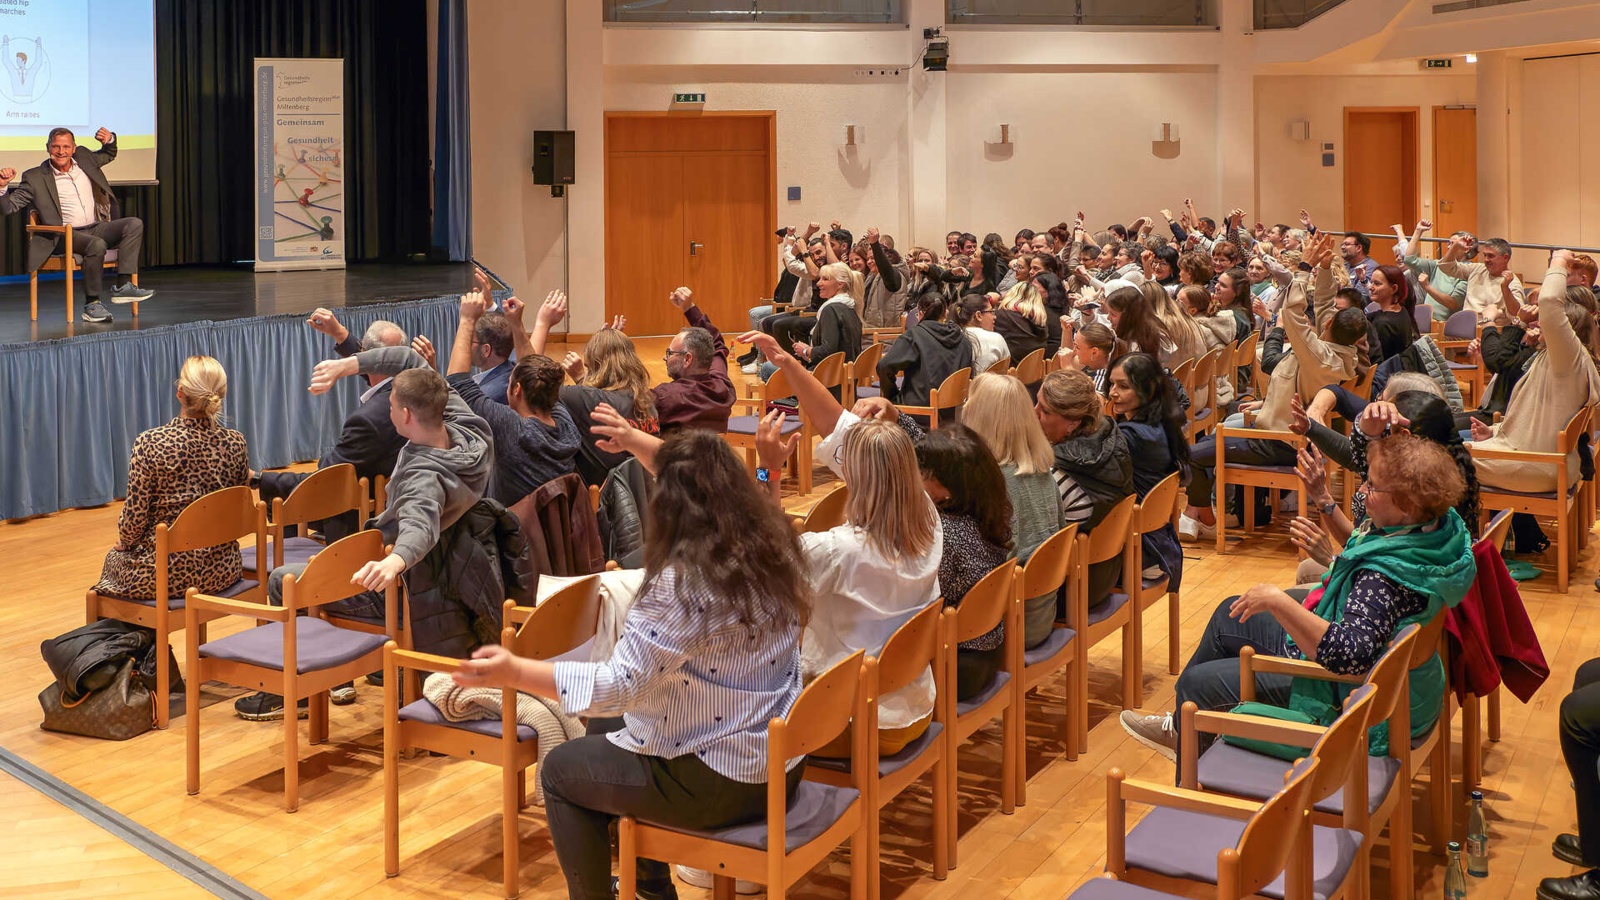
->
[[876, 601, 944, 698], [1082, 494, 1137, 567], [812, 352, 846, 391], [373, 473, 390, 515], [781, 649, 867, 759], [1303, 683, 1378, 805], [1362, 622, 1423, 724], [930, 366, 972, 411], [950, 560, 1014, 644], [278, 462, 364, 528], [282, 529, 388, 612], [763, 365, 797, 404], [1223, 758, 1321, 899], [1364, 301, 1380, 314], [851, 342, 884, 387], [1413, 305, 1433, 335], [164, 484, 262, 553], [1196, 345, 1224, 389], [798, 482, 849, 534], [1016, 523, 1077, 601], [1170, 357, 1196, 397], [1012, 348, 1046, 384], [1443, 309, 1478, 340], [1233, 331, 1259, 384], [1559, 405, 1591, 454], [509, 575, 602, 661], [1133, 472, 1181, 536], [1480, 508, 1513, 553], [984, 356, 1012, 376], [1340, 363, 1376, 403]]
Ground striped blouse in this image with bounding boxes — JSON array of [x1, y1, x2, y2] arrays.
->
[[551, 566, 804, 784]]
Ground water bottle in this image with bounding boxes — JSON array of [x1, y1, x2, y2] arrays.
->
[[1466, 790, 1489, 876], [1445, 841, 1469, 899]]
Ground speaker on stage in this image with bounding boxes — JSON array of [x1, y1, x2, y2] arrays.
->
[[532, 130, 575, 186]]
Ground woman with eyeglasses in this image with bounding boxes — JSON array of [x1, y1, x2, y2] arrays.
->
[[956, 294, 1009, 374]]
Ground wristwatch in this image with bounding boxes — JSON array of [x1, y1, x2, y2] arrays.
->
[[756, 467, 772, 484], [1317, 499, 1339, 517]]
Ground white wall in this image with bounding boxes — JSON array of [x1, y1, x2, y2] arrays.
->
[[1516, 52, 1600, 248]]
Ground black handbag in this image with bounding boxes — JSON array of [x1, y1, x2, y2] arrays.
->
[[38, 658, 156, 741]]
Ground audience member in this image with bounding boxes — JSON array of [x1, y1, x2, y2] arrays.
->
[[993, 280, 1052, 363], [1340, 231, 1378, 299], [1439, 233, 1525, 323], [1106, 353, 1188, 586], [859, 228, 909, 329], [778, 260, 863, 378], [1034, 368, 1134, 602], [956, 294, 1010, 373], [652, 287, 737, 433], [878, 293, 974, 416], [1538, 657, 1600, 900]]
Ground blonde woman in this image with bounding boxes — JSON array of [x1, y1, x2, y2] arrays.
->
[[95, 356, 250, 600], [993, 279, 1052, 362], [559, 327, 661, 486], [963, 373, 1066, 646], [1142, 280, 1207, 368], [761, 260, 864, 382]]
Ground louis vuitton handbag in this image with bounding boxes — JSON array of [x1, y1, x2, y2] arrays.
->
[[39, 658, 157, 741]]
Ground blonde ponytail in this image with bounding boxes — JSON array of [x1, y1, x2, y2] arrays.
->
[[176, 355, 228, 419]]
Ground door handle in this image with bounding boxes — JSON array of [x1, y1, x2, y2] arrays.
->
[[689, 241, 704, 256]]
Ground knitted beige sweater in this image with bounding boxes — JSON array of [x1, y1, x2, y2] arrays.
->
[[1255, 268, 1359, 432]]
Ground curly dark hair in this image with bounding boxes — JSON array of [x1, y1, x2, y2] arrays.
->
[[643, 431, 810, 631], [913, 424, 1014, 552]]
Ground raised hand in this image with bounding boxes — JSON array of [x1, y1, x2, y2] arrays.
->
[[1160, 208, 1174, 222], [1553, 248, 1577, 268], [1288, 394, 1311, 436], [536, 291, 568, 327], [1358, 400, 1410, 438], [458, 290, 490, 321], [305, 307, 344, 338], [1416, 272, 1431, 288], [755, 410, 802, 472], [1289, 517, 1336, 567], [1299, 208, 1314, 229], [669, 286, 695, 311], [503, 295, 526, 322], [738, 329, 788, 364], [309, 357, 360, 395], [851, 396, 898, 422], [94, 127, 112, 144], [607, 314, 627, 332], [866, 227, 880, 244], [1295, 444, 1329, 503], [1416, 219, 1432, 233], [0, 166, 15, 186], [805, 222, 821, 238], [473, 266, 494, 298], [411, 335, 436, 368], [561, 351, 586, 381]]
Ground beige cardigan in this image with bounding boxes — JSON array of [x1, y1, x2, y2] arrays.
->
[[1255, 268, 1358, 432], [1469, 265, 1600, 493]]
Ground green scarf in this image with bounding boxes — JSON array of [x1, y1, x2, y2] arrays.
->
[[1287, 509, 1476, 755]]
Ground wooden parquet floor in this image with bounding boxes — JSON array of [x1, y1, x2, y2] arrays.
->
[[1, 335, 1594, 898]]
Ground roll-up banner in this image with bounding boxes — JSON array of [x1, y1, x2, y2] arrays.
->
[[254, 58, 345, 272]]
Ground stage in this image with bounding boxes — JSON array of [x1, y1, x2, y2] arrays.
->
[[0, 262, 499, 521]]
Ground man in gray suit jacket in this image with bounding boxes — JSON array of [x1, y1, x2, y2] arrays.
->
[[0, 126, 155, 323]]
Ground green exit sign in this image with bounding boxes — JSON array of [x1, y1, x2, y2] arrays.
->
[[673, 92, 707, 104], [1424, 58, 1453, 68]]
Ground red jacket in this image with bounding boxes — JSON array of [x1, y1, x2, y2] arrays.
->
[[1445, 538, 1549, 702]]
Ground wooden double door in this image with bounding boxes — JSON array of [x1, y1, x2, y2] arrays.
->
[[605, 113, 776, 337]]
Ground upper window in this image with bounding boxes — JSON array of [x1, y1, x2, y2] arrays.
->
[[1253, 0, 1348, 29], [947, 0, 1216, 27], [605, 1, 903, 24]]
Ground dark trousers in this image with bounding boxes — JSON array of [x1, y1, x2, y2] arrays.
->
[[1186, 434, 1298, 508], [266, 562, 386, 620], [1320, 384, 1368, 422], [956, 645, 1004, 701], [1563, 657, 1600, 866], [760, 312, 815, 351], [1173, 597, 1295, 770], [541, 716, 804, 900], [66, 218, 143, 298]]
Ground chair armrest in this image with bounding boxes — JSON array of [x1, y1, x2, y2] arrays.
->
[[1117, 778, 1261, 821], [186, 593, 289, 621], [1246, 653, 1363, 684], [1221, 425, 1304, 444], [26, 223, 70, 235], [1189, 709, 1326, 747], [1469, 447, 1565, 464], [390, 647, 467, 676]]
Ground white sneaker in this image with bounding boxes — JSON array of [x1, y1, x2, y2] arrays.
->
[[741, 362, 759, 375], [676, 865, 762, 895], [1279, 493, 1299, 514], [1177, 513, 1215, 543]]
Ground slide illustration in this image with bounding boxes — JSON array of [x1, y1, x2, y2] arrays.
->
[[0, 0, 89, 122]]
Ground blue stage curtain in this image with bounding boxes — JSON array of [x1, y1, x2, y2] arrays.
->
[[432, 0, 472, 262], [0, 294, 469, 520]]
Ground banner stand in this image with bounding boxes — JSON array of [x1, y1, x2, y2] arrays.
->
[[253, 58, 346, 272]]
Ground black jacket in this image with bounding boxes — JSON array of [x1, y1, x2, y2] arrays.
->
[[993, 308, 1048, 363], [324, 332, 407, 479], [809, 301, 863, 368], [1053, 417, 1133, 533], [399, 499, 537, 659], [597, 457, 653, 569], [878, 320, 974, 407], [41, 619, 172, 701], [1478, 324, 1537, 416]]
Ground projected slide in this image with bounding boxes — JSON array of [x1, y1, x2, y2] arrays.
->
[[0, 0, 156, 182]]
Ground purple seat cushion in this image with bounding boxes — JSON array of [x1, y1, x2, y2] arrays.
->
[[1225, 464, 1297, 475], [1445, 360, 1475, 370], [1197, 741, 1401, 816], [1024, 627, 1075, 668], [1125, 806, 1362, 900], [1087, 592, 1132, 627], [199, 617, 387, 674], [118, 577, 259, 609], [397, 698, 536, 741], [855, 385, 882, 399], [726, 415, 805, 436], [1066, 877, 1189, 900], [241, 536, 323, 572], [641, 780, 859, 853], [809, 721, 944, 778], [956, 670, 1012, 716]]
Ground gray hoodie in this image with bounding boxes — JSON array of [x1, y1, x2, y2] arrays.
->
[[355, 346, 494, 566]]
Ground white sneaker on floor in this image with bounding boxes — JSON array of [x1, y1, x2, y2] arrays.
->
[[675, 865, 762, 895], [1177, 513, 1215, 543], [741, 362, 759, 375], [1279, 493, 1299, 514]]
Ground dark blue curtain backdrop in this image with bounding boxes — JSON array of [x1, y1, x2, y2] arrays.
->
[[0, 295, 464, 520], [432, 0, 472, 262]]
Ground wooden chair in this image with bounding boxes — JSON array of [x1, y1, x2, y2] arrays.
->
[[373, 473, 390, 516], [242, 463, 368, 580], [1010, 348, 1046, 385], [27, 208, 140, 323], [807, 602, 949, 899], [1131, 472, 1183, 683], [983, 355, 1012, 376], [943, 560, 1021, 866], [1187, 347, 1225, 441], [844, 341, 884, 408], [1012, 523, 1079, 802], [1170, 357, 1197, 420], [384, 576, 602, 898], [85, 484, 266, 728], [1461, 508, 1514, 789], [1229, 621, 1429, 899], [725, 365, 816, 494], [185, 529, 397, 812], [791, 482, 849, 534], [1472, 405, 1590, 592], [899, 367, 972, 430], [1087, 758, 1321, 900], [1213, 420, 1307, 556], [618, 650, 870, 900], [1066, 495, 1139, 754], [1231, 331, 1260, 402]]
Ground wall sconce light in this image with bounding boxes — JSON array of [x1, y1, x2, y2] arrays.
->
[[1151, 122, 1180, 160], [1289, 119, 1311, 142], [1465, 53, 1478, 63], [845, 124, 861, 146], [994, 124, 1012, 145]]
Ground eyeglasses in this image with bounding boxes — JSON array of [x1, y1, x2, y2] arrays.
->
[[663, 348, 690, 360]]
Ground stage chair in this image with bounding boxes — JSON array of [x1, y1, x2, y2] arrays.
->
[[85, 484, 266, 729], [1187, 347, 1225, 441], [617, 650, 871, 900], [1079, 758, 1321, 900], [1213, 420, 1308, 556], [27, 208, 140, 323], [1229, 621, 1431, 899], [807, 602, 949, 900], [1472, 405, 1589, 592], [1010, 348, 1046, 385], [725, 365, 815, 494], [384, 577, 601, 898], [844, 341, 884, 408], [372, 473, 390, 516], [898, 367, 972, 431], [943, 560, 1022, 866], [1012, 523, 1079, 801], [790, 482, 849, 534], [241, 462, 367, 580], [1131, 472, 1183, 682], [1068, 495, 1139, 754], [1170, 358, 1196, 420], [184, 529, 396, 812]]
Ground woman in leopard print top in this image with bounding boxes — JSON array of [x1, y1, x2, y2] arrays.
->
[[94, 356, 250, 600]]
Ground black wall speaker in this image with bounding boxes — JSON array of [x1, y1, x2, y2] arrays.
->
[[532, 130, 575, 185]]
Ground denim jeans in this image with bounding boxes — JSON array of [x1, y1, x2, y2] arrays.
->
[[1173, 596, 1296, 770]]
